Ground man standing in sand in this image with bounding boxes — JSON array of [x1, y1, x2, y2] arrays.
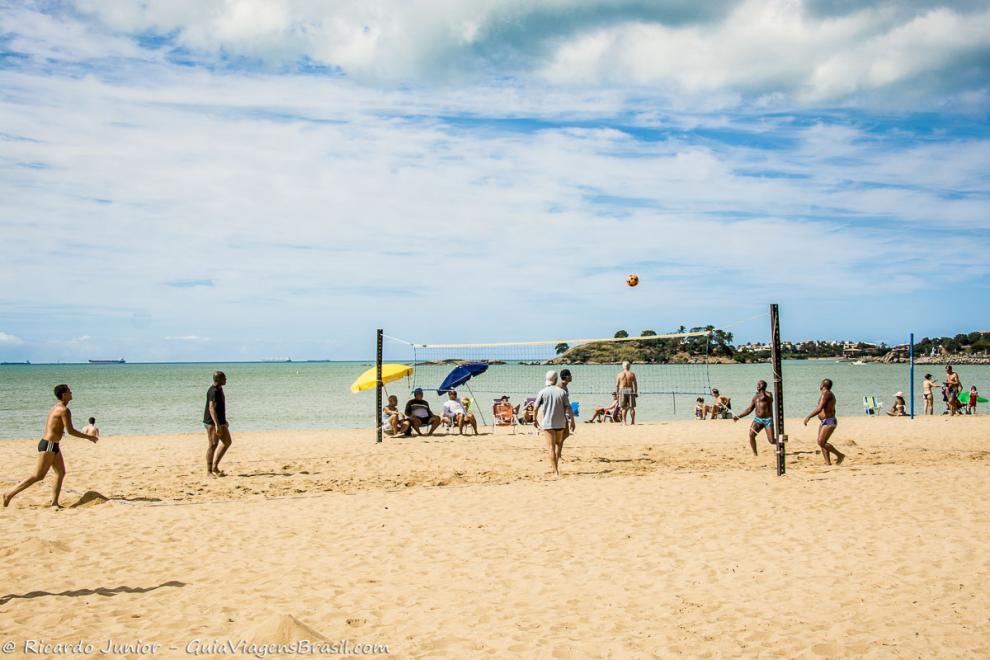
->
[[944, 365, 962, 403], [557, 368, 576, 460], [803, 378, 845, 466], [534, 370, 574, 477], [4, 384, 99, 508], [733, 380, 776, 456], [615, 361, 638, 425], [204, 371, 232, 477]]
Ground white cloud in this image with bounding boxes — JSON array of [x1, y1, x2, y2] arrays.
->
[[539, 2, 990, 107], [1, 1, 988, 358], [0, 0, 968, 107], [0, 332, 25, 346]]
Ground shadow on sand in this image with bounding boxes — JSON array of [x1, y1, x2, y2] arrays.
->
[[0, 580, 186, 605]]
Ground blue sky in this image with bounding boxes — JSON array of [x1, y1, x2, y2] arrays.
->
[[1, 0, 989, 362]]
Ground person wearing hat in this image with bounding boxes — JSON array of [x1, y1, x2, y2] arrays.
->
[[404, 388, 441, 436], [886, 392, 907, 416]]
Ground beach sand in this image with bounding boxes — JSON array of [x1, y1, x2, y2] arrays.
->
[[2, 416, 988, 658]]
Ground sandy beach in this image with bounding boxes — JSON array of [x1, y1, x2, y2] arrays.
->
[[2, 416, 988, 658]]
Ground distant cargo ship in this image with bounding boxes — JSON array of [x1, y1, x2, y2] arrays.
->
[[1, 360, 31, 365], [89, 359, 126, 364]]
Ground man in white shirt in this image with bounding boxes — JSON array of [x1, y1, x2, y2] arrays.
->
[[441, 390, 478, 435]]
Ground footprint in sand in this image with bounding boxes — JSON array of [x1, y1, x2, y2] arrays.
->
[[811, 642, 842, 656], [0, 537, 70, 558]]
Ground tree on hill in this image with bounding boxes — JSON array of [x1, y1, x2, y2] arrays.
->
[[554, 342, 569, 355], [614, 330, 629, 338]]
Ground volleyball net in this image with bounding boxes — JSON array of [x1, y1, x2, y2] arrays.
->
[[381, 329, 715, 399]]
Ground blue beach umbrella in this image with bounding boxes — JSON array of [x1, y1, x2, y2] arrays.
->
[[437, 362, 489, 425], [437, 362, 489, 395]]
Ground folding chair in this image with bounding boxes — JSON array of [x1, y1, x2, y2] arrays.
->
[[492, 398, 516, 434], [863, 396, 882, 416]]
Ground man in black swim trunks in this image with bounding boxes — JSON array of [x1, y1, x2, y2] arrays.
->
[[4, 384, 99, 508], [404, 388, 441, 436], [204, 371, 232, 477], [803, 378, 845, 466], [733, 379, 776, 456]]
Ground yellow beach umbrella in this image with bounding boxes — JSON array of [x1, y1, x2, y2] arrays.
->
[[350, 363, 414, 393]]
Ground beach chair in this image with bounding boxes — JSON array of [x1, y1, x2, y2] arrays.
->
[[713, 397, 733, 419], [863, 396, 882, 416], [492, 398, 516, 434], [603, 402, 622, 423], [439, 413, 455, 434]]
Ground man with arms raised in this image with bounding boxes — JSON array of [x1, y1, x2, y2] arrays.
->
[[614, 361, 638, 425], [204, 371, 233, 477], [803, 378, 845, 466], [733, 379, 776, 456], [4, 384, 99, 508]]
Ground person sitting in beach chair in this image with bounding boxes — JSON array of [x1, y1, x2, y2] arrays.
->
[[703, 389, 732, 419], [587, 393, 621, 423], [382, 395, 411, 436], [886, 392, 907, 416], [404, 388, 441, 436], [517, 397, 536, 425], [492, 395, 516, 434], [441, 390, 478, 435]]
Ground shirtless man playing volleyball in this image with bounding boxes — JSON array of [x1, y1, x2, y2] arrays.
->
[[3, 384, 99, 508], [733, 379, 776, 456], [803, 378, 845, 466]]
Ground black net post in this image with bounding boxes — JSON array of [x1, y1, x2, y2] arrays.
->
[[770, 304, 786, 476], [376, 329, 383, 444]]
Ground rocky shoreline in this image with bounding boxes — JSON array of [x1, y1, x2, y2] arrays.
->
[[864, 354, 990, 365]]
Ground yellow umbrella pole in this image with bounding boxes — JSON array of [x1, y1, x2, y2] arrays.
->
[[376, 329, 383, 444]]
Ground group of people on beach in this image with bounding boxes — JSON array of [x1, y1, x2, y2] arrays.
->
[[4, 371, 235, 508], [729, 378, 846, 466], [881, 366, 979, 416], [381, 361, 641, 439], [8, 361, 985, 505], [920, 366, 979, 416]]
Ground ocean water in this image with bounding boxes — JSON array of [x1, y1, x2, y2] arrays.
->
[[0, 361, 986, 440]]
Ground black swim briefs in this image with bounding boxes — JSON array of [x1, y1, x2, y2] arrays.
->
[[38, 439, 60, 454]]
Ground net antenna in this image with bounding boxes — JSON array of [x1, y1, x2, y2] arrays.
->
[[383, 328, 715, 422]]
